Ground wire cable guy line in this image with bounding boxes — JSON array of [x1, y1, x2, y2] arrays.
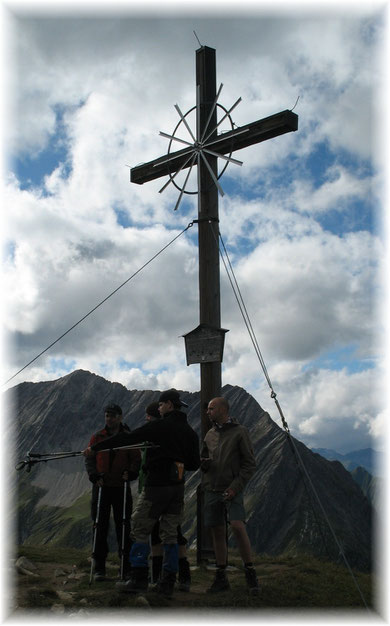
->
[[212, 222, 369, 611], [3, 222, 194, 387]]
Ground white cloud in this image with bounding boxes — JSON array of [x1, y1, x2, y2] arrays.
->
[[291, 165, 373, 215], [2, 7, 386, 455], [276, 366, 386, 453], [221, 229, 383, 362]]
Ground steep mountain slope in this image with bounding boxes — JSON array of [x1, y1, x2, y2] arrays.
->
[[7, 369, 372, 570], [350, 466, 379, 506]]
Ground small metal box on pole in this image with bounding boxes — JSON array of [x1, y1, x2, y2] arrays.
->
[[182, 324, 229, 366]]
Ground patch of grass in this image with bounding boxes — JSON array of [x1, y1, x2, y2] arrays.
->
[[107, 593, 131, 608], [20, 588, 58, 608], [18, 544, 90, 566]]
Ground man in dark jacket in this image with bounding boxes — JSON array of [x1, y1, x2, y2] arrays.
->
[[84, 389, 200, 597], [140, 402, 192, 591], [85, 403, 141, 581]]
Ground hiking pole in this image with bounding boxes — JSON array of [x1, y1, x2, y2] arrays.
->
[[97, 442, 159, 454], [223, 492, 231, 567], [120, 475, 128, 581], [89, 482, 103, 585], [15, 443, 159, 473], [15, 450, 85, 473]]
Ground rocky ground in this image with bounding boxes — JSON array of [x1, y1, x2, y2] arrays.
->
[[7, 545, 375, 619], [11, 553, 262, 615]]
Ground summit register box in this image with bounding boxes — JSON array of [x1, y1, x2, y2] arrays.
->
[[183, 324, 229, 365]]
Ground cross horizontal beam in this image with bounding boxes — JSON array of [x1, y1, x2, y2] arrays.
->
[[130, 109, 298, 185]]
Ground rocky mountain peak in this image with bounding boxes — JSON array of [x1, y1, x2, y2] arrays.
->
[[7, 369, 372, 571]]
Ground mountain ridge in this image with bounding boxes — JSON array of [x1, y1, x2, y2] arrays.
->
[[7, 369, 372, 571], [311, 447, 381, 476]]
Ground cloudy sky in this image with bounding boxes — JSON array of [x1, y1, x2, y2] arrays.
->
[[2, 0, 388, 455]]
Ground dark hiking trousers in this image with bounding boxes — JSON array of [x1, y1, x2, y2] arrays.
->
[[91, 483, 133, 565]]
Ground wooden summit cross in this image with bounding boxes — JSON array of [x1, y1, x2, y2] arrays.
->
[[130, 46, 297, 561], [131, 45, 297, 435]]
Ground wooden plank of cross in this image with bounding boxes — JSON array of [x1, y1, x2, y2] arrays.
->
[[131, 108, 298, 187], [130, 45, 298, 436]]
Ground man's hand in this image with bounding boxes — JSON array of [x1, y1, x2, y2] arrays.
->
[[223, 488, 235, 501], [200, 457, 211, 472], [88, 472, 104, 486], [83, 447, 95, 457], [122, 470, 129, 481]]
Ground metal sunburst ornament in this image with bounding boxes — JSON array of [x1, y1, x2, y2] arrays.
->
[[157, 84, 244, 210]]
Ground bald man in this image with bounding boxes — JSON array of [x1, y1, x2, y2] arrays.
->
[[201, 397, 259, 595]]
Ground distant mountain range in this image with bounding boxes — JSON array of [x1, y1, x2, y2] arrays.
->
[[6, 369, 373, 571], [310, 448, 382, 508], [310, 447, 382, 476], [312, 448, 384, 504]]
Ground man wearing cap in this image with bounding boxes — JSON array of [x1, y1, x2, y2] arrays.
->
[[85, 403, 141, 581], [140, 402, 192, 592], [84, 389, 200, 597]]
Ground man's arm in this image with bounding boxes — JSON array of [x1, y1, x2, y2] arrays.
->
[[184, 431, 201, 471], [84, 434, 99, 480], [228, 428, 256, 495], [200, 440, 212, 472], [90, 420, 161, 453]]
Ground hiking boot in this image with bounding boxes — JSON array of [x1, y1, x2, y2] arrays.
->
[[93, 560, 106, 582], [244, 566, 260, 595], [115, 567, 148, 593], [156, 571, 176, 598], [206, 568, 230, 593], [124, 567, 132, 581], [177, 557, 191, 592]]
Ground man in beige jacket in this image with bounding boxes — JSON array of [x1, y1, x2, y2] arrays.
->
[[201, 396, 259, 595]]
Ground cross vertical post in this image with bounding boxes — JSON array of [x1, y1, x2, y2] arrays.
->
[[195, 46, 222, 565], [196, 46, 221, 440]]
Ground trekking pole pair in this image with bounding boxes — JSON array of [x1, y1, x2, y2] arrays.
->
[[15, 442, 159, 473], [15, 450, 85, 473], [89, 475, 130, 584]]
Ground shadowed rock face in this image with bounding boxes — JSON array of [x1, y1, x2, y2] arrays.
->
[[7, 369, 372, 570]]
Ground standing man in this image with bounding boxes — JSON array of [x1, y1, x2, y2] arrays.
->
[[84, 389, 200, 597], [140, 401, 192, 591], [85, 403, 141, 581], [201, 397, 260, 595]]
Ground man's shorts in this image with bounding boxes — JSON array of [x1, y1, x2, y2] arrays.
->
[[204, 490, 246, 527], [132, 484, 184, 544]]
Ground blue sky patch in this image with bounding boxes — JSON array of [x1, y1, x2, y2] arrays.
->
[[48, 357, 77, 374], [303, 344, 376, 374], [13, 104, 73, 191], [114, 207, 135, 228]]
